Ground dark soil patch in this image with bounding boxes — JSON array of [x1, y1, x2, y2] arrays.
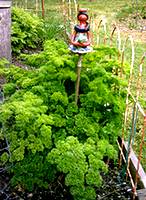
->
[[0, 164, 134, 200], [0, 170, 72, 200], [96, 168, 132, 200]]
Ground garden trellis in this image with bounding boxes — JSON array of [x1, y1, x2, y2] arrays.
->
[[13, 0, 45, 18], [118, 53, 146, 199]]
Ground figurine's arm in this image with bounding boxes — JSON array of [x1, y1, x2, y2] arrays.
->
[[70, 31, 76, 43], [70, 31, 81, 46], [70, 31, 91, 47]]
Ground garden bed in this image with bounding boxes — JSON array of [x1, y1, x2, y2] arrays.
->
[[0, 164, 132, 200]]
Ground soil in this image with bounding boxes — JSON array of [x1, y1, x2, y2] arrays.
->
[[118, 19, 146, 43], [96, 168, 133, 200], [118, 25, 146, 44], [0, 163, 133, 200]]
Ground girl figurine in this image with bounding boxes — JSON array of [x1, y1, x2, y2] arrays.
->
[[69, 8, 92, 53]]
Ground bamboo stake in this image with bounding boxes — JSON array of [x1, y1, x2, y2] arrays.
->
[[126, 103, 137, 179], [128, 90, 145, 117], [134, 54, 146, 193], [110, 24, 121, 52], [35, 0, 39, 15], [110, 26, 116, 47], [133, 115, 146, 199], [102, 16, 107, 45], [109, 24, 121, 62], [117, 140, 136, 190], [75, 55, 82, 105], [96, 19, 102, 45], [73, 0, 78, 18], [62, 0, 67, 28], [25, 0, 28, 10], [91, 16, 95, 46], [121, 36, 134, 82], [68, 0, 72, 19], [89, 15, 93, 44], [92, 16, 95, 33], [119, 36, 135, 168], [96, 17, 107, 46], [94, 18, 99, 45]]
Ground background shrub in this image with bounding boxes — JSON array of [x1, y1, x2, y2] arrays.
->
[[11, 7, 45, 54]]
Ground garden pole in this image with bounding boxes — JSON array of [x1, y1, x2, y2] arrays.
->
[[41, 0, 45, 18], [25, 0, 27, 10], [75, 54, 82, 105], [35, 0, 38, 15]]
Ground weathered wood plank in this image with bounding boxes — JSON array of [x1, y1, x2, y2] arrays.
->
[[0, 1, 12, 8], [137, 189, 146, 200], [124, 142, 146, 189], [0, 7, 11, 61]]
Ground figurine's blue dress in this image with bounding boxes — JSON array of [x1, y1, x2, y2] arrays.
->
[[69, 23, 92, 54]]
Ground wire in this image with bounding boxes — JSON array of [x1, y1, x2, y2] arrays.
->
[[0, 146, 10, 152]]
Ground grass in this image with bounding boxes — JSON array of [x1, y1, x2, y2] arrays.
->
[[78, 1, 145, 68]]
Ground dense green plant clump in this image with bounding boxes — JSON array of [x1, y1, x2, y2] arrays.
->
[[0, 40, 128, 199], [12, 7, 45, 54], [11, 7, 65, 55]]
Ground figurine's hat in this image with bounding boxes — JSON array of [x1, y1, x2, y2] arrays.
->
[[77, 8, 88, 20]]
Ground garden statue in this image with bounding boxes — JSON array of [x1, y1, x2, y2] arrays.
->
[[69, 8, 92, 54]]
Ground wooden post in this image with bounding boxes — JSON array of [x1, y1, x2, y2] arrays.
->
[[35, 0, 39, 15], [0, 0, 12, 61], [75, 54, 82, 105], [41, 0, 45, 18], [25, 0, 28, 10]]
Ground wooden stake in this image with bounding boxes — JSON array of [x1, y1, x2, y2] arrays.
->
[[41, 0, 45, 18], [73, 0, 78, 19], [75, 54, 82, 105], [35, 0, 38, 15], [119, 36, 135, 168], [68, 0, 71, 18], [25, 0, 28, 10]]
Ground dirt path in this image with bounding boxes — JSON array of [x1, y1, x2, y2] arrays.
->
[[118, 20, 146, 43]]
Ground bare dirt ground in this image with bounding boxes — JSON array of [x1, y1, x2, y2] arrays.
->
[[118, 19, 146, 43]]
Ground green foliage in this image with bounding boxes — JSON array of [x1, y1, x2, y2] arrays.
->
[[117, 4, 146, 20], [0, 39, 128, 199], [12, 7, 45, 54], [11, 153, 56, 190], [116, 4, 146, 29], [44, 12, 65, 40], [47, 136, 109, 200]]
